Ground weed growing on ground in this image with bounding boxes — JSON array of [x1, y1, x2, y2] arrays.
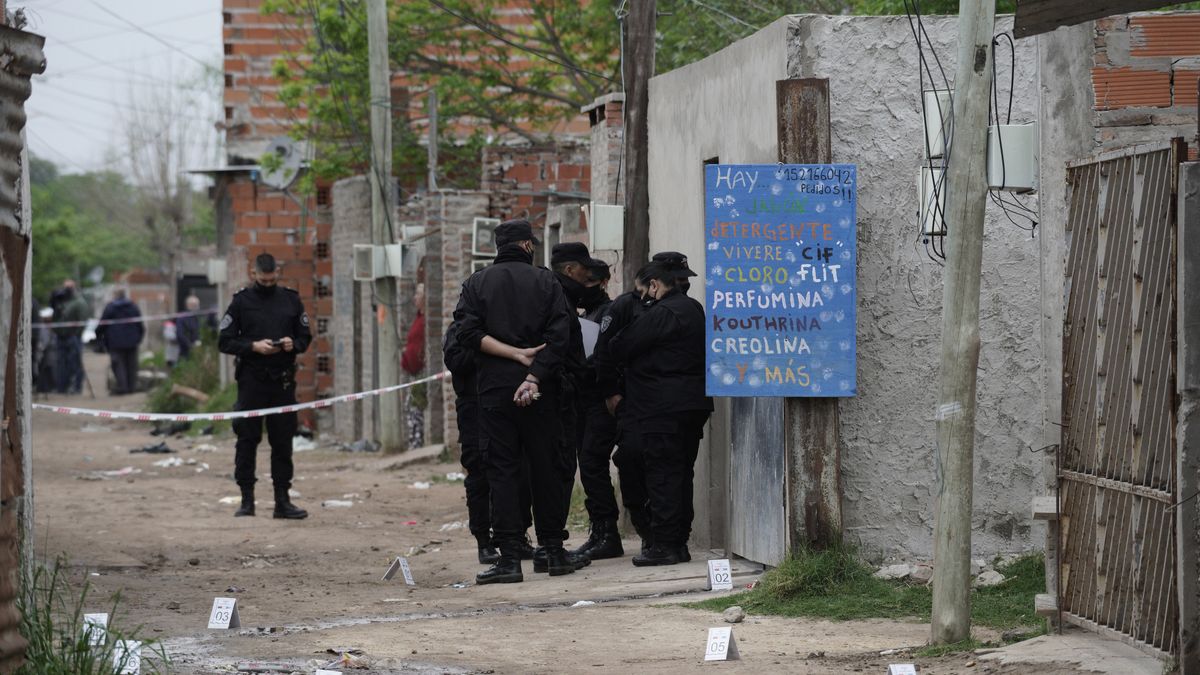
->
[[18, 556, 169, 674], [688, 547, 1048, 651]]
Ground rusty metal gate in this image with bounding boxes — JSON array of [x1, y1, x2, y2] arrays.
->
[[1060, 139, 1186, 657]]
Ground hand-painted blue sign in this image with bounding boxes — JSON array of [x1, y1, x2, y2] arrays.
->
[[704, 163, 857, 397]]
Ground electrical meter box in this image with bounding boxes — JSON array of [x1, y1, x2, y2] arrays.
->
[[919, 167, 946, 236], [588, 203, 625, 251], [987, 123, 1038, 193], [923, 89, 952, 159]]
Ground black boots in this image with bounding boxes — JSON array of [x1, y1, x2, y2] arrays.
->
[[513, 535, 536, 560], [532, 545, 589, 573], [272, 486, 308, 520], [477, 536, 500, 565], [632, 543, 682, 567], [531, 544, 577, 576], [571, 520, 624, 560], [234, 486, 255, 517], [476, 546, 523, 585]]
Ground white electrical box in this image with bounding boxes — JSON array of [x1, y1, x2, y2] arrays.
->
[[987, 123, 1038, 193], [923, 89, 952, 160], [588, 203, 625, 251], [919, 166, 946, 236], [205, 258, 227, 285], [353, 243, 404, 281]]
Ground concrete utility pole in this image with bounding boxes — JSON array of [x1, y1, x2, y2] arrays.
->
[[366, 0, 402, 453], [427, 88, 438, 191], [620, 0, 654, 285], [931, 1, 995, 644]]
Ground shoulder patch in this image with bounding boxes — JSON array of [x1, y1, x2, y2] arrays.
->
[[282, 286, 299, 294], [600, 315, 613, 333], [219, 313, 233, 331], [300, 312, 310, 327], [234, 286, 248, 295]]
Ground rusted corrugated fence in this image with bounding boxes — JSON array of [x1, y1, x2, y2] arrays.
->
[[1060, 140, 1185, 657]]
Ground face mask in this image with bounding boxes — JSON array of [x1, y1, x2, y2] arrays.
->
[[557, 272, 586, 305], [254, 282, 277, 296], [580, 284, 607, 309]]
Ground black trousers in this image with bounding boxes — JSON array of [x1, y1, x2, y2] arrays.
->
[[457, 394, 532, 542], [232, 375, 297, 490], [577, 399, 619, 523], [108, 347, 139, 395], [633, 410, 709, 547], [481, 394, 568, 548]]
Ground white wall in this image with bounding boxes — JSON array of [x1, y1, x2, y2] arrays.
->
[[648, 14, 1047, 560]]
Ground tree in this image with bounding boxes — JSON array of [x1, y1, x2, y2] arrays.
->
[[118, 71, 219, 305], [29, 156, 156, 301], [263, 0, 855, 191]]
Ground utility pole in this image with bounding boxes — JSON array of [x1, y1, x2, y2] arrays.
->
[[931, 1, 995, 644], [620, 0, 654, 285], [366, 0, 402, 453], [427, 89, 438, 191]]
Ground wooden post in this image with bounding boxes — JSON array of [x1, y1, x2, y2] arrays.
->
[[620, 0, 655, 285], [366, 0, 402, 453], [776, 79, 842, 551], [931, 1, 996, 644]]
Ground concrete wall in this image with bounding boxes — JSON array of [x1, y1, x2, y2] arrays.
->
[[648, 14, 1046, 560]]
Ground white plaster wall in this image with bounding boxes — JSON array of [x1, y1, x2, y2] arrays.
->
[[649, 14, 1047, 560]]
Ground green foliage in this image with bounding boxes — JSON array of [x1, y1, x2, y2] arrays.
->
[[29, 154, 215, 302], [689, 549, 1048, 640], [18, 556, 168, 674], [146, 327, 223, 415]]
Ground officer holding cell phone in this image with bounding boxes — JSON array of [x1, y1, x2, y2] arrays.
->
[[218, 253, 312, 520]]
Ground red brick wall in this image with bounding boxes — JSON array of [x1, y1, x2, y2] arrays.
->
[[481, 141, 592, 223], [222, 0, 303, 158], [1091, 12, 1200, 159], [225, 175, 334, 426]]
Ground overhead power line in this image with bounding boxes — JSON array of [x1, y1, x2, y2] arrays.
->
[[86, 0, 215, 70]]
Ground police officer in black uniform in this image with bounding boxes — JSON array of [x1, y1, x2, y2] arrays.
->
[[610, 254, 712, 566], [218, 253, 311, 520], [442, 318, 536, 564], [566, 253, 625, 560], [454, 219, 575, 583], [592, 253, 685, 554]]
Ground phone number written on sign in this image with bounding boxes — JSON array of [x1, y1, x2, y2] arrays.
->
[[704, 163, 858, 398]]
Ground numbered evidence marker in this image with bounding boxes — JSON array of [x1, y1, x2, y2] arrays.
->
[[113, 640, 141, 675], [706, 559, 734, 591], [82, 612, 108, 647], [704, 626, 741, 662], [887, 666, 917, 675], [382, 556, 415, 585], [207, 597, 241, 629]]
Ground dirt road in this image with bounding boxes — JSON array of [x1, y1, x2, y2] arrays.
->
[[27, 353, 1100, 674]]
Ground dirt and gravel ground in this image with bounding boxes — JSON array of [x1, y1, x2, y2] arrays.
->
[[26, 353, 1123, 674]]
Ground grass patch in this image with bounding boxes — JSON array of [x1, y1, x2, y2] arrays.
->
[[566, 483, 589, 533], [19, 556, 168, 673], [145, 328, 222, 415], [688, 547, 1048, 649]]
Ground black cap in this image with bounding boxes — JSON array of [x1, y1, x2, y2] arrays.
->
[[550, 241, 605, 269], [494, 219, 540, 247], [651, 251, 697, 278]]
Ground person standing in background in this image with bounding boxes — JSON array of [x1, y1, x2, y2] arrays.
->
[[177, 294, 203, 363], [400, 283, 427, 449], [96, 288, 144, 395], [52, 279, 88, 394]]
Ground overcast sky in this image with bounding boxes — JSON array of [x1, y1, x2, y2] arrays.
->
[[22, 0, 223, 175]]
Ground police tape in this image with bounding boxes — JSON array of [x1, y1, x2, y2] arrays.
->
[[42, 308, 220, 329], [32, 371, 449, 422]]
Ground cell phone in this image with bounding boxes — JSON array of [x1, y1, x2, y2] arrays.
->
[[270, 339, 284, 347]]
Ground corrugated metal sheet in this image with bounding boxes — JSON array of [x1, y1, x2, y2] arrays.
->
[[1013, 0, 1180, 39], [1060, 140, 1184, 659], [0, 23, 45, 673], [0, 25, 43, 233], [1130, 15, 1200, 57], [1092, 67, 1172, 110]]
